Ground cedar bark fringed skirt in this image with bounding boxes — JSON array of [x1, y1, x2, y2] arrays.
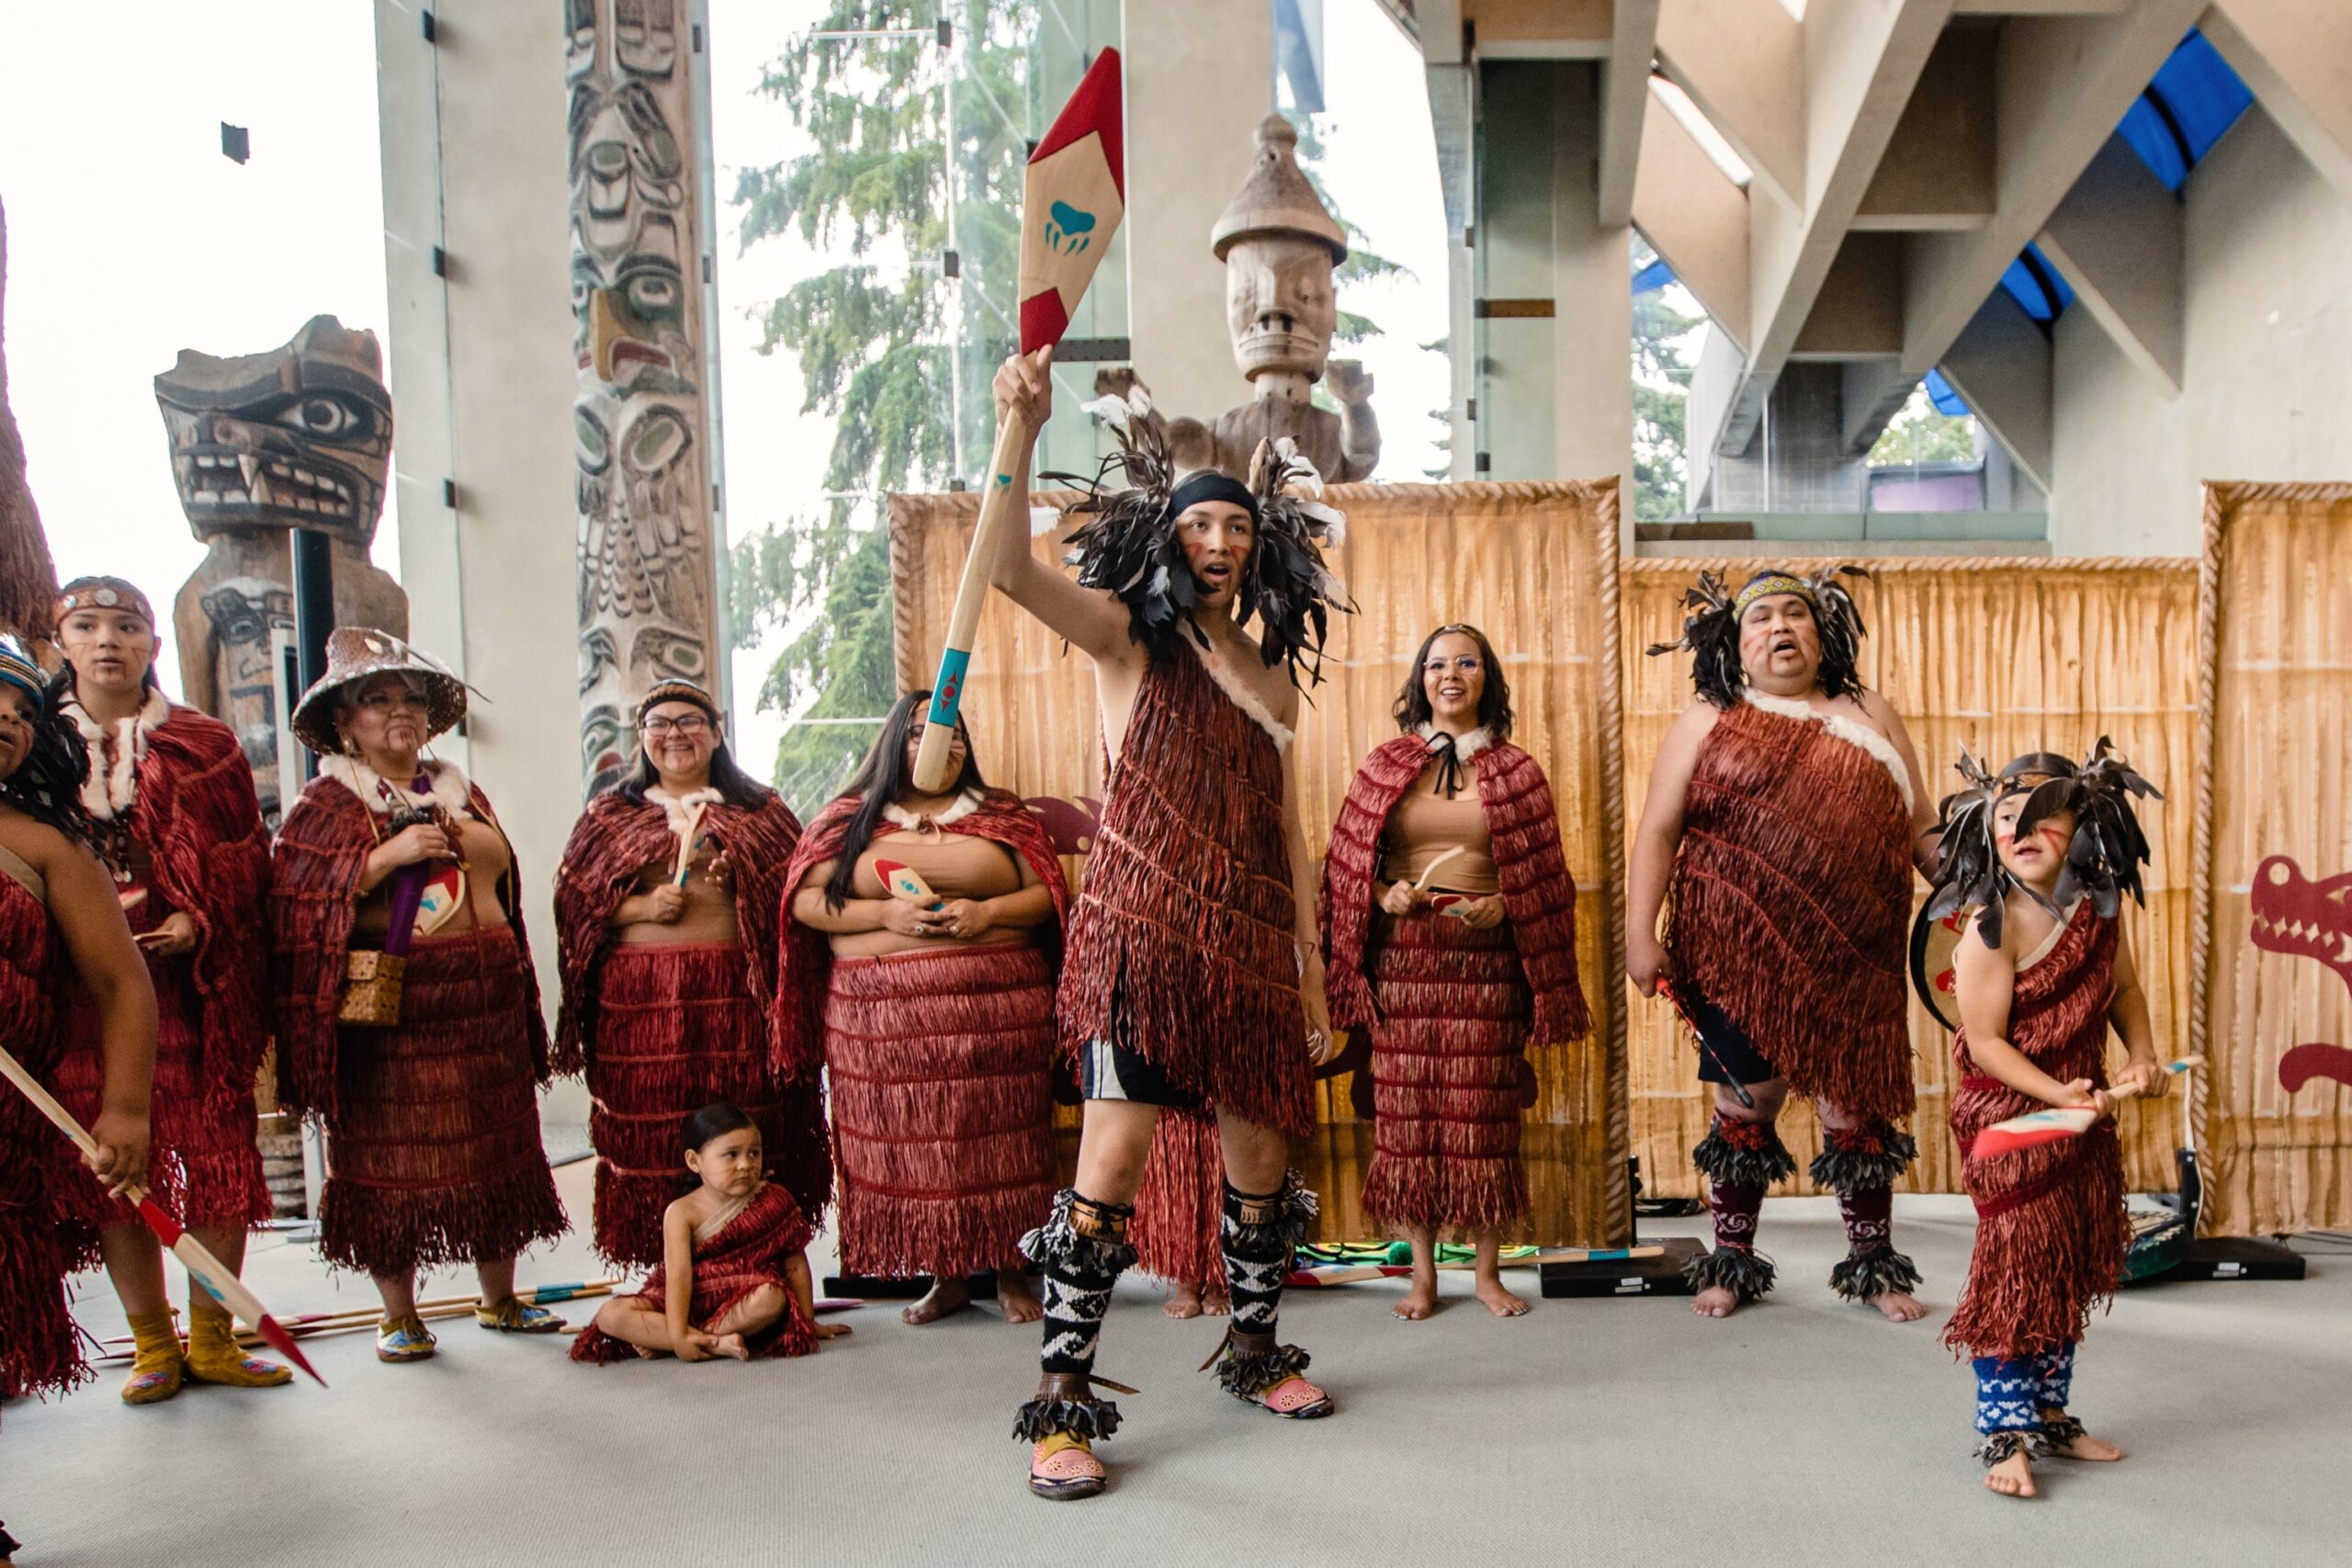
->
[[825, 942, 1057, 1279], [0, 1134, 82, 1400], [1133, 1108, 1224, 1290], [54, 961, 270, 1241], [1360, 912, 1535, 1233], [1944, 1111, 2129, 1359], [586, 942, 792, 1269], [320, 925, 566, 1278]]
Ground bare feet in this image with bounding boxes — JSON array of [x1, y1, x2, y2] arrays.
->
[[997, 1273, 1045, 1324], [2039, 1413, 2123, 1461], [710, 1332, 752, 1361], [1164, 1282, 1230, 1319], [1984, 1449, 2036, 1498], [903, 1277, 971, 1325], [1393, 1276, 1438, 1320], [1692, 1284, 1743, 1319], [1474, 1275, 1530, 1317], [1871, 1290, 1930, 1323]]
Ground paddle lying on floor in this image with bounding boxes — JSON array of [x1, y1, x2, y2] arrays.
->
[[0, 1040, 325, 1386], [1971, 1055, 2204, 1160], [1288, 1246, 1665, 1288]]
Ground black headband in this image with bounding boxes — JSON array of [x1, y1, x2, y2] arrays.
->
[[1165, 472, 1259, 523]]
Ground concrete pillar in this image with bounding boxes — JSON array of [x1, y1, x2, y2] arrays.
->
[[1122, 0, 1273, 419], [1551, 64, 1634, 506], [375, 0, 582, 1108]]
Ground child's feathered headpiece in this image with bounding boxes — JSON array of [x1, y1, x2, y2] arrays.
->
[[1048, 385, 1351, 687], [1645, 565, 1871, 708], [1924, 739, 2161, 949]]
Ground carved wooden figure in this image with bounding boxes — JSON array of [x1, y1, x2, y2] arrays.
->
[[569, 0, 721, 795], [157, 315, 406, 826]]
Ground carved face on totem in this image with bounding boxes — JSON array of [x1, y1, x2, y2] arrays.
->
[[569, 0, 712, 795], [1225, 232, 1338, 385], [153, 316, 391, 545], [200, 576, 294, 824]]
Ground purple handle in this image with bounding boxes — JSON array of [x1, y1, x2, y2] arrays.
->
[[380, 863, 428, 959]]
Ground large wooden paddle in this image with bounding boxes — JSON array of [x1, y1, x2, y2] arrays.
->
[[0, 1041, 326, 1385], [910, 48, 1125, 793]]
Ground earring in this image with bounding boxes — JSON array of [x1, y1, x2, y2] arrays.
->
[[343, 734, 362, 758]]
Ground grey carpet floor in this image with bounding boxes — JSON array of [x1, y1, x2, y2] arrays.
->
[[7, 1160, 2346, 1567]]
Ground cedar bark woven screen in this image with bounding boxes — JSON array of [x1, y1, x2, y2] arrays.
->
[[2191, 484, 2352, 1236], [1621, 558, 2199, 1200], [888, 481, 1631, 1246]]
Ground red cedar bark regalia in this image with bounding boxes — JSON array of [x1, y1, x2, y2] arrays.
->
[[553, 679, 826, 1269], [980, 360, 1351, 1501], [1632, 568, 1935, 1317], [1322, 717, 1589, 1235], [777, 719, 1068, 1301], [271, 629, 567, 1360], [50, 576, 282, 1402], [570, 1179, 820, 1364], [1925, 744, 2159, 1484]]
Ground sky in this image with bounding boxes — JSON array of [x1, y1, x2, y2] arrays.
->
[[0, 0, 1453, 754]]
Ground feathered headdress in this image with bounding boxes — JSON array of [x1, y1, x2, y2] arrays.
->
[[1924, 739, 2161, 949], [1645, 565, 1871, 708], [1049, 386, 1351, 687]]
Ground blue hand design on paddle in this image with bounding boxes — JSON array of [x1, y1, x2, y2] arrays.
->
[[1046, 200, 1096, 256]]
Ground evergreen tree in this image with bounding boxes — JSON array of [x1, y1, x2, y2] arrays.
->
[[1631, 238, 1700, 521]]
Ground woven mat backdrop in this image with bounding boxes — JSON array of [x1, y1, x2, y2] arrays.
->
[[2191, 484, 2352, 1236], [888, 481, 1631, 1247], [1620, 558, 2200, 1200]]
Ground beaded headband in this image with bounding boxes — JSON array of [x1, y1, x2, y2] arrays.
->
[[55, 576, 156, 631], [1732, 573, 1815, 617]]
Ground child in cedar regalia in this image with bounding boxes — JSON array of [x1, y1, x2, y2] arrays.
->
[[1928, 743, 2165, 1499]]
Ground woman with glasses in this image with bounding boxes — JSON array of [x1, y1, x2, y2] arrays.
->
[[1319, 624, 1589, 1319], [553, 681, 826, 1269]]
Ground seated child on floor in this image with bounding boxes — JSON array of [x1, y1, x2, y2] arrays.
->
[[571, 1101, 849, 1364], [1927, 744, 2164, 1499]]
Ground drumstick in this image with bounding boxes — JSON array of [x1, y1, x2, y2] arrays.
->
[[672, 799, 709, 888], [1412, 846, 1464, 892]]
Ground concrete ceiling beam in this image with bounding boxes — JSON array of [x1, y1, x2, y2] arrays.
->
[[2203, 0, 2352, 209], [1596, 0, 1662, 226], [2035, 131, 2184, 395], [1839, 359, 1918, 453], [1853, 23, 1996, 231], [1791, 232, 1906, 356], [1632, 86, 1752, 349], [1701, 0, 1954, 457], [1952, 0, 2130, 13], [1897, 0, 2206, 378], [1655, 0, 1808, 213], [1938, 288, 2052, 489], [1461, 0, 1613, 58]]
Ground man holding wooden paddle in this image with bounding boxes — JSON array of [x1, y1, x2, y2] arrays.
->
[[986, 350, 1351, 1501]]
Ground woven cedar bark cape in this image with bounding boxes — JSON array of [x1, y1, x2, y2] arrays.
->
[[1057, 641, 1312, 1137], [552, 791, 830, 1256], [773, 788, 1070, 1075], [0, 874, 81, 1400], [54, 705, 272, 1236], [269, 770, 552, 1120], [1667, 698, 1916, 1121], [1945, 904, 2130, 1359], [569, 1180, 819, 1364], [1319, 733, 1589, 1046]]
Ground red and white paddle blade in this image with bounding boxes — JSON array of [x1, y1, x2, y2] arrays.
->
[[870, 857, 940, 905], [1972, 1107, 2098, 1161], [1017, 48, 1125, 353]]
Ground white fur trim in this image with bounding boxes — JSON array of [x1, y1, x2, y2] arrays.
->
[[62, 689, 170, 820], [882, 789, 983, 831], [1416, 723, 1494, 762], [1190, 637, 1295, 751], [2018, 897, 2088, 972], [646, 785, 723, 836], [1741, 689, 1914, 813], [319, 754, 476, 818]]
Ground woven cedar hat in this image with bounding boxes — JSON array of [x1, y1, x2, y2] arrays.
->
[[290, 626, 471, 755]]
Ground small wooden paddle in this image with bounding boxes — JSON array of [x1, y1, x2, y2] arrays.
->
[[1972, 1055, 2203, 1160]]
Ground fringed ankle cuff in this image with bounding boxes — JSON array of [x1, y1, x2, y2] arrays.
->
[[1014, 1394, 1123, 1443], [1692, 1117, 1796, 1189], [1683, 1243, 1776, 1303], [1809, 1122, 1917, 1191], [1204, 1328, 1314, 1401], [2030, 1415, 2087, 1457], [1974, 1431, 2032, 1467], [1828, 1243, 1922, 1302]]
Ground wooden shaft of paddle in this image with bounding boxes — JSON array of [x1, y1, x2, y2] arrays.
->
[[0, 1040, 272, 1330], [2106, 1054, 2203, 1106], [672, 801, 708, 887], [911, 402, 1037, 794]]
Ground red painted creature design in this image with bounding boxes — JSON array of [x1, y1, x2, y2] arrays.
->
[[2249, 855, 2352, 1094]]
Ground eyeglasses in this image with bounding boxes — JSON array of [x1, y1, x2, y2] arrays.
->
[[1423, 657, 1483, 677], [640, 714, 712, 738]]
